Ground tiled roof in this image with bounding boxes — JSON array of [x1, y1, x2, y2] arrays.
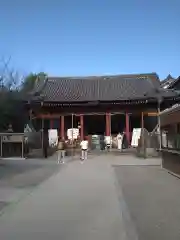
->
[[143, 87, 179, 100], [160, 103, 180, 116], [30, 73, 176, 103], [161, 75, 178, 89]]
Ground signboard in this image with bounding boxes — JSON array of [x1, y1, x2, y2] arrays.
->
[[91, 135, 100, 149], [67, 128, 79, 140], [1, 135, 24, 143]]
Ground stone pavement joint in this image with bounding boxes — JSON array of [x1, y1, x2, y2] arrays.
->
[[113, 168, 139, 240]]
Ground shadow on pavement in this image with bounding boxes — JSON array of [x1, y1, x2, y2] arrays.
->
[[0, 158, 62, 188]]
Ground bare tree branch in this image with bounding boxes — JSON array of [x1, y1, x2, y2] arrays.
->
[[0, 56, 22, 90], [0, 56, 11, 88]]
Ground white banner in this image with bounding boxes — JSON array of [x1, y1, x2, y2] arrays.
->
[[131, 128, 141, 147], [48, 129, 58, 147], [67, 128, 79, 140]]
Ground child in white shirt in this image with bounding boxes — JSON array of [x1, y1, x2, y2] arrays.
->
[[80, 139, 88, 162]]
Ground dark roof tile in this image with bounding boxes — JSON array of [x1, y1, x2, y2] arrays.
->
[[161, 75, 178, 89], [31, 73, 170, 103]]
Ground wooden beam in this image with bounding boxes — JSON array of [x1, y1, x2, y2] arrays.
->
[[37, 114, 61, 119], [36, 109, 158, 119], [146, 112, 158, 116]]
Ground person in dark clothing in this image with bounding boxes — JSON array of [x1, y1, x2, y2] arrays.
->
[[100, 134, 105, 150], [43, 130, 49, 158], [122, 132, 129, 149]]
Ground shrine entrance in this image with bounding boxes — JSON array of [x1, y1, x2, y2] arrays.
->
[[84, 114, 106, 135], [83, 113, 127, 151], [32, 110, 157, 156]]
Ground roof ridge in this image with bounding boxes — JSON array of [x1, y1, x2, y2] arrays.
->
[[47, 72, 158, 79]]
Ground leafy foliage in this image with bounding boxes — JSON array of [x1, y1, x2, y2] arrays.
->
[[21, 72, 47, 92], [0, 58, 46, 131]]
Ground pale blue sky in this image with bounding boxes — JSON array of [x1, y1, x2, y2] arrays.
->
[[0, 0, 179, 79]]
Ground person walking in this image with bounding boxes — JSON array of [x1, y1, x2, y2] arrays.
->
[[105, 136, 111, 151], [57, 138, 65, 164], [43, 129, 49, 158], [122, 131, 128, 149], [80, 138, 88, 163], [100, 134, 105, 151], [117, 132, 123, 152]]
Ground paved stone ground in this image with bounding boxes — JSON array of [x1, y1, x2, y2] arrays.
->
[[0, 157, 62, 208], [0, 201, 8, 212], [0, 155, 126, 240], [0, 154, 180, 239], [114, 165, 180, 240]]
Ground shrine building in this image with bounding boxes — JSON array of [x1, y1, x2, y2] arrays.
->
[[25, 73, 178, 145]]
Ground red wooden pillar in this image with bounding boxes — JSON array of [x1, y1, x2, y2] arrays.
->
[[106, 113, 110, 136], [125, 113, 130, 145], [141, 112, 144, 129], [80, 114, 84, 140], [50, 119, 53, 129], [60, 116, 65, 139], [141, 112, 145, 151]]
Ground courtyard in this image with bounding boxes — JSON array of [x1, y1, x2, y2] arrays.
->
[[0, 154, 180, 239]]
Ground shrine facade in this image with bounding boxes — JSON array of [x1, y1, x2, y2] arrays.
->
[[25, 73, 178, 145]]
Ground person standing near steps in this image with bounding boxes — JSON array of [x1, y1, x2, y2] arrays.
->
[[57, 138, 65, 164], [43, 129, 49, 158], [117, 132, 123, 151], [80, 138, 88, 163]]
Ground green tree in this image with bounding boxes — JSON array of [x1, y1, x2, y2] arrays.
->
[[21, 72, 47, 93], [0, 57, 47, 131], [0, 69, 47, 131]]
